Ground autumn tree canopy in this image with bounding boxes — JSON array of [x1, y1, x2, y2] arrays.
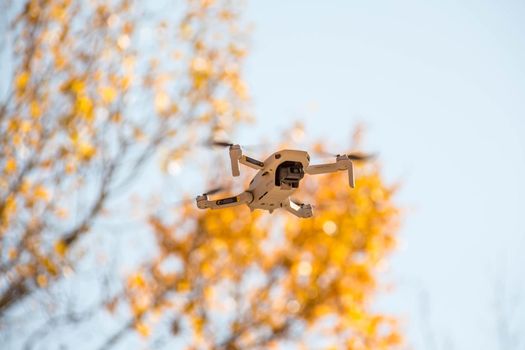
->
[[115, 154, 402, 349], [0, 1, 402, 349]]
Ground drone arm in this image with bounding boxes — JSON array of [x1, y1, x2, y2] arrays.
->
[[196, 191, 253, 210], [305, 163, 340, 174], [239, 155, 264, 170], [305, 155, 355, 188], [282, 198, 313, 218]]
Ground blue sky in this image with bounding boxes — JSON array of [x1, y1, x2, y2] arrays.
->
[[241, 1, 525, 348]]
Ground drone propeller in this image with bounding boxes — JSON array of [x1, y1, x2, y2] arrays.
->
[[202, 186, 225, 196], [311, 150, 335, 158], [208, 140, 234, 148], [171, 185, 226, 206], [313, 150, 376, 161], [206, 139, 267, 152], [346, 152, 376, 161]]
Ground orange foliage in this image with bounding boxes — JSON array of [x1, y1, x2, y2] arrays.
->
[[123, 160, 402, 349], [0, 0, 249, 320]]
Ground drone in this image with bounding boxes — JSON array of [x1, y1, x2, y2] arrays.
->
[[196, 142, 373, 218]]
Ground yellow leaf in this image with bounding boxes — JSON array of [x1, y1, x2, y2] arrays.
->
[[111, 112, 122, 123], [154, 91, 170, 113], [50, 4, 67, 21], [77, 142, 96, 161], [34, 185, 50, 201], [53, 49, 66, 70], [16, 71, 29, 92], [384, 331, 402, 345], [54, 240, 68, 257], [12, 134, 22, 146], [8, 248, 17, 261], [4, 158, 17, 174], [20, 120, 31, 133], [123, 22, 134, 35], [20, 180, 31, 194], [313, 304, 332, 318], [54, 207, 69, 219], [190, 57, 212, 89], [180, 22, 192, 39], [212, 99, 229, 115], [75, 96, 94, 120], [65, 161, 76, 174], [129, 273, 146, 289], [192, 316, 204, 335], [37, 274, 48, 287], [176, 279, 190, 291], [133, 128, 145, 141], [7, 119, 19, 132], [30, 101, 42, 118], [71, 79, 85, 94], [229, 44, 247, 58], [4, 195, 16, 216], [42, 257, 58, 276], [233, 80, 248, 99], [99, 86, 117, 104], [135, 321, 150, 337], [131, 295, 150, 316], [120, 76, 131, 90]]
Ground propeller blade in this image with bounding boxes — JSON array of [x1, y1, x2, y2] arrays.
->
[[204, 186, 224, 196], [346, 153, 376, 161], [206, 140, 268, 152], [209, 140, 233, 147], [311, 150, 376, 161], [311, 150, 337, 158]]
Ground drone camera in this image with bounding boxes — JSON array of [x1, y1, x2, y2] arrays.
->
[[276, 161, 305, 188]]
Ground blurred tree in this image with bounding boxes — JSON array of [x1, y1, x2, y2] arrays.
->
[[0, 0, 249, 336], [110, 135, 403, 349]]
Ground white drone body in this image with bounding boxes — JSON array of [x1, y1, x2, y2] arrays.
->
[[196, 145, 356, 218]]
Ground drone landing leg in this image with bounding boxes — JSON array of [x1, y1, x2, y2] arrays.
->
[[196, 191, 253, 210], [283, 198, 313, 218]]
